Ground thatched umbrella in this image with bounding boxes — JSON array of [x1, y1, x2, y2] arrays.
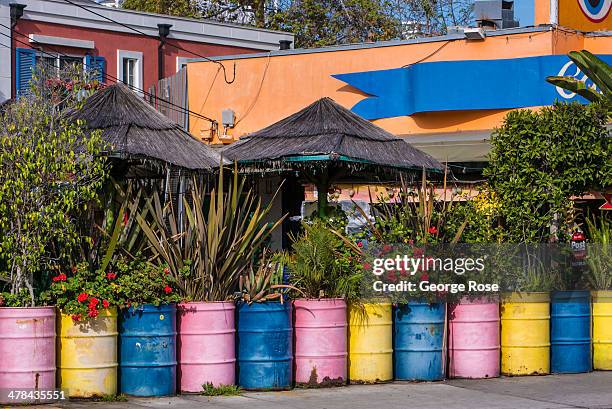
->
[[69, 82, 223, 174], [223, 97, 443, 216]]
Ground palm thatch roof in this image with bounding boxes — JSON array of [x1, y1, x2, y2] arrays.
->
[[69, 83, 223, 171], [223, 97, 442, 174]]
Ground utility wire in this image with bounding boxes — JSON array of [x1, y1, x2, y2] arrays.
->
[[0, 23, 215, 123], [59, 0, 236, 84]]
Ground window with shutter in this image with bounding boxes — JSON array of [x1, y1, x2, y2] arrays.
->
[[85, 55, 106, 83], [15, 48, 36, 96]]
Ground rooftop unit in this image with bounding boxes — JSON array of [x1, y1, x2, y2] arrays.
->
[[474, 0, 520, 29]]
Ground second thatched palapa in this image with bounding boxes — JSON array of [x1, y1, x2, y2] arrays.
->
[[223, 97, 443, 216]]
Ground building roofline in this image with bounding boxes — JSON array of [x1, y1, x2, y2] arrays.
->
[[186, 25, 555, 63], [16, 0, 293, 51]]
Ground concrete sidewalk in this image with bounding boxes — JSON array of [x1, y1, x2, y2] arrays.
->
[[52, 372, 612, 409]]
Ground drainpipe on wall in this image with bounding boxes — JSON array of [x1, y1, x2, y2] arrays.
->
[[157, 24, 172, 81], [9, 3, 26, 99]]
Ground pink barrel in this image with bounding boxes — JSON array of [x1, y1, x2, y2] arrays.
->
[[0, 307, 56, 402], [294, 298, 348, 386], [448, 297, 500, 378], [178, 301, 235, 392]]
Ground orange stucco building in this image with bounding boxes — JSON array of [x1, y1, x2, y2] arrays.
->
[[185, 0, 610, 164]]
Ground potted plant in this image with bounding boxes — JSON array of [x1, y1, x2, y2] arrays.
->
[[44, 262, 120, 398], [288, 220, 362, 387], [586, 216, 612, 370], [136, 165, 284, 392], [500, 254, 556, 376], [114, 257, 180, 397], [235, 250, 297, 391], [0, 65, 107, 403]]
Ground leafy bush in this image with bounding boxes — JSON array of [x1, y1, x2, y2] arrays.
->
[[485, 102, 610, 243], [0, 64, 107, 306], [113, 258, 180, 307], [288, 220, 363, 302], [586, 216, 612, 290]]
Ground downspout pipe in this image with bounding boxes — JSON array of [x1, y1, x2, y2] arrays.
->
[[157, 24, 172, 81]]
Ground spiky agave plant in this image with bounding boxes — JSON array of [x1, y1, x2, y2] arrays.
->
[[586, 216, 612, 291], [238, 250, 300, 303]]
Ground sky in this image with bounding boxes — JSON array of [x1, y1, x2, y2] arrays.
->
[[514, 0, 535, 26]]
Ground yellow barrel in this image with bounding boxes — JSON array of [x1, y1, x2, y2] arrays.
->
[[348, 302, 392, 383], [593, 290, 612, 370], [501, 292, 550, 375], [58, 308, 118, 397]]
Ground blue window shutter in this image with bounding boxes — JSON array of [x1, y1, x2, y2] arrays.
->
[[15, 48, 36, 96], [85, 55, 106, 83]]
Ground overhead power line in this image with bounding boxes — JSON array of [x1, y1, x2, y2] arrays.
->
[[0, 23, 215, 123], [59, 0, 236, 84]]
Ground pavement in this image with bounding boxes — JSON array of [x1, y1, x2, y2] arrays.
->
[[48, 372, 612, 409]]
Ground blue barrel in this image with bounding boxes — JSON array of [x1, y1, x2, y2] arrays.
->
[[237, 301, 292, 390], [551, 291, 592, 373], [119, 304, 177, 396], [394, 302, 446, 381]]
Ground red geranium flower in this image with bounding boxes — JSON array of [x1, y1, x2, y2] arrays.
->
[[102, 300, 109, 309], [88, 309, 99, 318], [52, 273, 67, 282], [363, 262, 372, 271], [106, 272, 117, 280], [428, 226, 438, 235], [420, 273, 429, 282], [357, 241, 363, 248], [164, 285, 172, 294], [163, 267, 170, 275], [71, 313, 82, 322], [88, 297, 99, 308], [77, 293, 88, 303]]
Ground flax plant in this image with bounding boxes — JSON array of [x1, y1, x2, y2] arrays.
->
[[136, 163, 285, 301]]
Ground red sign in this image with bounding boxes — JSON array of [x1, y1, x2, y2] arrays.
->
[[600, 193, 612, 210]]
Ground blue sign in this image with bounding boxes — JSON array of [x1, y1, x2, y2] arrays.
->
[[332, 54, 612, 120]]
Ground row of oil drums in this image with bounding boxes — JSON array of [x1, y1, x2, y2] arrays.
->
[[0, 291, 610, 400]]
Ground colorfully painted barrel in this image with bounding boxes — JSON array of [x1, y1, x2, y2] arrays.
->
[[58, 308, 118, 397], [0, 307, 56, 404], [551, 291, 591, 374], [448, 297, 500, 379], [119, 304, 177, 396], [500, 292, 550, 375], [178, 301, 235, 392], [348, 303, 392, 383], [294, 298, 347, 386], [593, 290, 612, 370], [394, 302, 446, 381], [237, 301, 293, 390]]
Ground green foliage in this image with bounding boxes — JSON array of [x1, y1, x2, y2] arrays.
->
[[546, 50, 612, 106], [238, 249, 297, 303], [40, 263, 119, 321], [586, 216, 612, 290], [95, 394, 128, 402], [289, 220, 363, 302], [201, 383, 242, 396], [365, 171, 467, 245], [113, 258, 181, 307], [485, 102, 611, 243], [121, 0, 472, 48], [122, 0, 200, 17], [445, 187, 506, 243], [269, 0, 400, 48], [0, 64, 108, 306], [136, 164, 285, 301]]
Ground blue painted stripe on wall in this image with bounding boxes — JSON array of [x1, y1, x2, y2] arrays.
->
[[332, 54, 612, 120]]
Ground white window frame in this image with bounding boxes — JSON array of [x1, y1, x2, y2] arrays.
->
[[176, 56, 190, 73], [117, 50, 143, 94]]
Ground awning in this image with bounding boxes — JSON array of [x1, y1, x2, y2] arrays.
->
[[401, 130, 492, 162]]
